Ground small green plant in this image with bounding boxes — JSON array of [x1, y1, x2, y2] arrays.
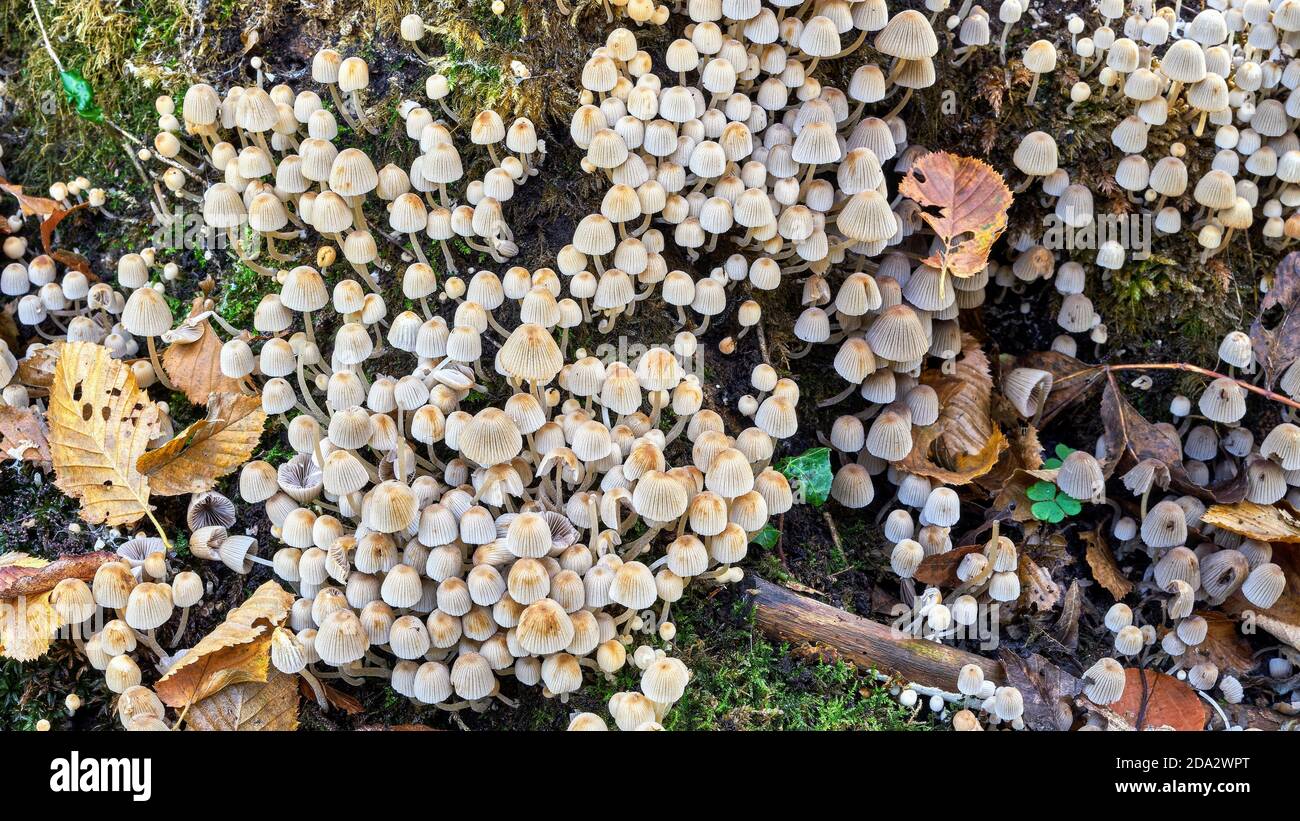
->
[[775, 446, 833, 508]]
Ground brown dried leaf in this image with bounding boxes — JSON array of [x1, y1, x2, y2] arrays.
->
[[898, 152, 1013, 281], [998, 650, 1080, 731], [1202, 501, 1300, 543], [0, 405, 50, 465], [901, 338, 1008, 485], [1012, 350, 1105, 425], [162, 300, 244, 404], [915, 543, 981, 587], [1250, 251, 1300, 388], [1107, 668, 1209, 731], [0, 180, 61, 218], [1050, 580, 1082, 650], [48, 341, 159, 527], [1081, 526, 1134, 600], [187, 668, 300, 731], [1101, 377, 1245, 503], [0, 590, 56, 661], [304, 678, 365, 715], [0, 551, 115, 599], [16, 341, 61, 390], [156, 581, 295, 709], [40, 202, 88, 253], [1179, 611, 1255, 676], [1018, 554, 1060, 612], [50, 249, 93, 279], [138, 393, 265, 496]]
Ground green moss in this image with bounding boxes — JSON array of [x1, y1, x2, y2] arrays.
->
[[665, 597, 935, 731], [217, 260, 272, 328]]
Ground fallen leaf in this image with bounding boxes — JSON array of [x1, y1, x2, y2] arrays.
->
[[48, 341, 160, 527], [40, 202, 88, 252], [1081, 526, 1134, 600], [915, 543, 981, 587], [1179, 611, 1255, 675], [898, 151, 1013, 282], [1012, 350, 1104, 425], [1106, 668, 1209, 731], [1202, 501, 1300, 543], [0, 551, 115, 598], [138, 393, 266, 496], [998, 650, 1080, 731], [902, 338, 1008, 485], [156, 581, 295, 710], [1250, 251, 1300, 388], [0, 405, 50, 465], [0, 180, 61, 218], [1018, 554, 1059, 612], [1050, 580, 1082, 650], [0, 590, 56, 661], [162, 300, 244, 404], [187, 669, 300, 731], [1101, 376, 1245, 504], [774, 447, 833, 507], [304, 679, 365, 715], [50, 249, 94, 279], [15, 341, 61, 390]]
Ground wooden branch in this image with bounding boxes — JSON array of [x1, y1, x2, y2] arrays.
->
[[746, 574, 1004, 690]]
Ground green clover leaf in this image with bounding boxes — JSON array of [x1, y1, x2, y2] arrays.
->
[[1026, 480, 1057, 501], [1031, 500, 1066, 523]]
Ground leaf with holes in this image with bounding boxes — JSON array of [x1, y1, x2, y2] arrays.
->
[[187, 669, 300, 731], [137, 393, 265, 496], [48, 341, 159, 527], [898, 151, 1013, 282]]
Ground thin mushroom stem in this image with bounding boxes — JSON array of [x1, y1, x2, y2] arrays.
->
[[169, 606, 191, 648], [146, 336, 176, 390]]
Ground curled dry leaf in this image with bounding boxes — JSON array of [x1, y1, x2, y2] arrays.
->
[[1202, 500, 1300, 543], [156, 580, 295, 710], [0, 180, 61, 218], [901, 338, 1007, 485], [0, 405, 50, 465], [1101, 377, 1246, 504], [1081, 526, 1134, 600], [162, 298, 244, 404], [1103, 668, 1209, 731], [0, 550, 115, 599], [898, 151, 1013, 282], [1050, 580, 1082, 650], [16, 341, 61, 391], [915, 543, 981, 588], [304, 678, 365, 715], [187, 668, 300, 731], [137, 393, 266, 496], [48, 341, 160, 527], [1249, 251, 1300, 388]]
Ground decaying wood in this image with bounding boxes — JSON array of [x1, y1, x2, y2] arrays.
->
[[746, 575, 1004, 690]]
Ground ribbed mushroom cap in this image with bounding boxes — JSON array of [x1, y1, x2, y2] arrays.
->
[[1056, 451, 1105, 503], [632, 470, 689, 522], [1141, 500, 1188, 549], [506, 512, 553, 559], [609, 561, 657, 609], [315, 609, 368, 666], [459, 407, 523, 468], [641, 656, 690, 704], [498, 323, 563, 385], [865, 304, 929, 362], [1198, 377, 1246, 423], [1013, 131, 1059, 177], [123, 582, 173, 631], [122, 287, 172, 337], [362, 481, 418, 533], [754, 395, 798, 438], [1082, 658, 1126, 704], [837, 190, 898, 243], [1242, 563, 1286, 608], [517, 598, 575, 655], [874, 10, 938, 59]]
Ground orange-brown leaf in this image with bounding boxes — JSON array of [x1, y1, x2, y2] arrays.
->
[[187, 668, 300, 731], [898, 151, 1012, 280], [1106, 668, 1208, 731], [0, 551, 115, 599], [162, 311, 244, 405], [1081, 527, 1134, 600], [0, 405, 50, 465]]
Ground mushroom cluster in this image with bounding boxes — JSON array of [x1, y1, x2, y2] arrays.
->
[[163, 50, 540, 279]]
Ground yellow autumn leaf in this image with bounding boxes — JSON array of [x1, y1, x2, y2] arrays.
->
[[155, 581, 295, 710], [137, 393, 266, 496], [0, 552, 55, 661], [898, 151, 1013, 282], [48, 341, 160, 528], [187, 669, 301, 731]]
